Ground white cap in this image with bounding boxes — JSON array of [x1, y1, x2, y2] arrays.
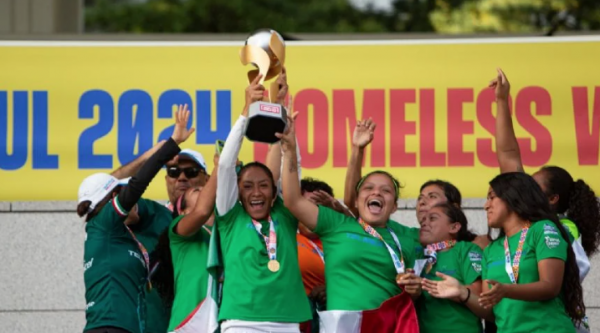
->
[[77, 173, 129, 213], [178, 149, 207, 171]]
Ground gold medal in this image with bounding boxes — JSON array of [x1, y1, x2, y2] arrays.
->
[[268, 259, 280, 272]]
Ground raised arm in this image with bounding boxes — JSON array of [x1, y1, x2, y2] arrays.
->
[[278, 114, 319, 231], [216, 74, 265, 215], [110, 140, 166, 179], [118, 105, 193, 212], [344, 119, 376, 216], [492, 68, 524, 173], [174, 154, 219, 237]]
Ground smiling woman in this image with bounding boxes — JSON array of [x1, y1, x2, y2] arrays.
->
[[280, 118, 420, 332], [213, 74, 311, 333]]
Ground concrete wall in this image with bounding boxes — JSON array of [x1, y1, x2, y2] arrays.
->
[[0, 199, 598, 332]]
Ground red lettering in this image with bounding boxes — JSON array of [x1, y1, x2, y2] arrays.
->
[[419, 89, 445, 166], [475, 88, 498, 167], [295, 89, 328, 168], [572, 87, 600, 165], [252, 142, 269, 163], [447, 88, 474, 166], [332, 90, 386, 167], [332, 90, 356, 167], [362, 90, 386, 167], [515, 87, 552, 166], [389, 89, 416, 167]]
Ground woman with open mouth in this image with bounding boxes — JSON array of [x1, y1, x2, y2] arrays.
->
[[342, 119, 490, 250], [214, 74, 311, 333], [279, 115, 421, 332]]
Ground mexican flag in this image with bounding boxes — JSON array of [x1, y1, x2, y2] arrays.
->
[[317, 292, 419, 333], [171, 225, 223, 333]]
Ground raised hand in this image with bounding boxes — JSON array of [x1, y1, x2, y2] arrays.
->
[[352, 118, 376, 149], [422, 272, 462, 300], [276, 66, 288, 105], [274, 111, 299, 153], [478, 280, 508, 309], [244, 74, 266, 115], [171, 104, 195, 145], [489, 68, 510, 101]]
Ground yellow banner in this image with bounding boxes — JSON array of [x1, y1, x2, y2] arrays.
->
[[1, 38, 599, 201]]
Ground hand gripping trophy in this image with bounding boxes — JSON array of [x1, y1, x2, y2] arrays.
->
[[240, 29, 287, 143]]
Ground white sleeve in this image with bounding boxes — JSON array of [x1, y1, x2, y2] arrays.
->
[[277, 137, 302, 198], [573, 237, 590, 282], [216, 115, 247, 215]]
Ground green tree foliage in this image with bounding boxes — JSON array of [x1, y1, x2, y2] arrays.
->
[[85, 0, 600, 33], [85, 0, 391, 33], [430, 0, 600, 33]]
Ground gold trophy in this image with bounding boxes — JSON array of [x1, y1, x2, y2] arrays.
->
[[240, 29, 287, 143]]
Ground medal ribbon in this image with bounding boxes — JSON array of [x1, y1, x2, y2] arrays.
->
[[125, 226, 152, 290], [504, 227, 529, 284], [424, 240, 457, 267], [358, 218, 405, 274], [251, 216, 277, 261], [307, 239, 325, 263]]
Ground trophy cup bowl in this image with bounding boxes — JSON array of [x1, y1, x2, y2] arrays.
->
[[245, 29, 285, 70]]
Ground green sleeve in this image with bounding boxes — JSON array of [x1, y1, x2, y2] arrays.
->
[[390, 219, 420, 242], [532, 220, 568, 262], [399, 235, 417, 269], [314, 206, 351, 237], [90, 196, 129, 233], [460, 242, 483, 285], [136, 198, 171, 229], [168, 215, 203, 243], [273, 196, 298, 227], [481, 246, 490, 280], [215, 201, 243, 233], [560, 218, 578, 242]]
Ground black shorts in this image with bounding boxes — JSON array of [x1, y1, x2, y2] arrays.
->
[[85, 327, 131, 333]]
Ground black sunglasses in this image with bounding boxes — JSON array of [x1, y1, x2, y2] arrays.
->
[[167, 166, 205, 179]]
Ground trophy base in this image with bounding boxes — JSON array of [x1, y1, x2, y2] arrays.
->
[[244, 101, 288, 144], [245, 116, 287, 143]]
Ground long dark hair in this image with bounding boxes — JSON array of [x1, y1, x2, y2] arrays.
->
[[420, 180, 462, 207], [431, 202, 476, 242], [489, 172, 585, 323], [150, 192, 193, 308], [539, 166, 600, 256], [237, 162, 277, 196]]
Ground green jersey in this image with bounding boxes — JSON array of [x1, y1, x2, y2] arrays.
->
[[394, 223, 420, 243], [314, 206, 418, 311], [482, 220, 575, 333], [83, 197, 148, 333], [416, 241, 483, 333], [167, 215, 212, 331], [128, 199, 173, 333], [216, 197, 311, 323]]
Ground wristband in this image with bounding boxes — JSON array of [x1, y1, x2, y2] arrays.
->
[[461, 287, 471, 303]]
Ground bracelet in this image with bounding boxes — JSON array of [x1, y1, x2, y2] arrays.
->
[[461, 287, 471, 303]]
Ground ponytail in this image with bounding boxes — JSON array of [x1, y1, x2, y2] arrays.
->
[[567, 179, 600, 256], [539, 166, 600, 256]]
